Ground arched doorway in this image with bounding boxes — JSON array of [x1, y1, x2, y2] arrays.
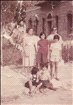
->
[[28, 18, 32, 28], [55, 15, 58, 32], [47, 13, 52, 35], [67, 13, 72, 35], [47, 21, 52, 35], [42, 18, 45, 33]]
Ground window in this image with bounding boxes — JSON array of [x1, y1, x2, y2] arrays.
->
[[47, 14, 52, 19], [55, 15, 58, 32], [28, 18, 32, 28], [67, 13, 72, 34], [35, 18, 38, 35], [42, 18, 45, 33]]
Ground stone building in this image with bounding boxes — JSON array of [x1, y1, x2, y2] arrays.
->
[[26, 1, 73, 40]]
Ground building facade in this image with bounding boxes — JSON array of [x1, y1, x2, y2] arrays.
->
[[26, 1, 73, 40]]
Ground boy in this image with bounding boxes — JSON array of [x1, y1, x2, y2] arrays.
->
[[50, 35, 62, 80], [25, 67, 41, 94]]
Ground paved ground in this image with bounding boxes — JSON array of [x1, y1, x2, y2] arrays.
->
[[1, 61, 73, 105]]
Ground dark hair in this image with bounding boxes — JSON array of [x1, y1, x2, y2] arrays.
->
[[40, 32, 46, 39], [53, 35, 60, 40], [41, 63, 48, 69], [26, 27, 33, 33], [51, 26, 57, 32], [31, 67, 39, 74]]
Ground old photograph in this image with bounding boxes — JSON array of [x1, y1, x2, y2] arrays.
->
[[1, 1, 73, 105]]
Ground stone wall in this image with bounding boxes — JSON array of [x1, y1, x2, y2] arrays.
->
[[26, 1, 73, 41]]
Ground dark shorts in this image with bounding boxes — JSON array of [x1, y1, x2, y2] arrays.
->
[[39, 80, 53, 88], [25, 81, 40, 88], [36, 52, 48, 64]]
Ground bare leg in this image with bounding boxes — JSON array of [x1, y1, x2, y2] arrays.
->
[[23, 66, 33, 75], [55, 62, 59, 80], [50, 61, 54, 79], [24, 66, 28, 76], [36, 63, 41, 69], [33, 83, 42, 93], [29, 81, 33, 93], [38, 63, 41, 69]]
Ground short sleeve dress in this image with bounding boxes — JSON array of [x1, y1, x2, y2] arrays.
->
[[50, 42, 62, 62], [23, 35, 40, 67]]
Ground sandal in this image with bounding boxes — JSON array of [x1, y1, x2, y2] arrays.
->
[[55, 78, 59, 81], [52, 88, 57, 91]]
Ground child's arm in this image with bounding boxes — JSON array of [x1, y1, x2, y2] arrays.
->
[[59, 44, 62, 61], [59, 50, 62, 61], [36, 40, 40, 53], [47, 45, 50, 62], [37, 71, 42, 81], [49, 44, 53, 60], [36, 45, 39, 53], [33, 82, 42, 93]]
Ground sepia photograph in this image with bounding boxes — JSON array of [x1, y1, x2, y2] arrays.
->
[[1, 0, 73, 105]]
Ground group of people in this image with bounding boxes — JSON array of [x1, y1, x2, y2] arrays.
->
[[22, 26, 63, 94], [2, 21, 63, 94], [23, 27, 62, 77]]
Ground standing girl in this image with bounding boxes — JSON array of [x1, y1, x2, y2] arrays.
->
[[50, 35, 62, 80], [36, 32, 50, 69]]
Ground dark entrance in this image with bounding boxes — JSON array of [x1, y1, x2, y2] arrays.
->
[[48, 21, 52, 35]]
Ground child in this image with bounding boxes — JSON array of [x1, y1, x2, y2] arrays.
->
[[36, 32, 50, 69], [25, 67, 41, 94], [37, 63, 57, 92], [50, 35, 62, 80], [25, 64, 57, 94]]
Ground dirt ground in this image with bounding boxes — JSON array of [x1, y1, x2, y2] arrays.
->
[[1, 61, 73, 105]]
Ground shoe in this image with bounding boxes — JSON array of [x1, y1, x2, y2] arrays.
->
[[55, 78, 59, 81], [52, 88, 57, 91]]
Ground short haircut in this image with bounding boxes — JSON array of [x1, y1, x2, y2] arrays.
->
[[26, 27, 33, 33], [53, 35, 60, 40], [40, 32, 46, 39], [41, 63, 48, 69], [51, 26, 57, 32], [31, 67, 39, 74]]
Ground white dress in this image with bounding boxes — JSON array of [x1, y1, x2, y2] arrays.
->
[[50, 42, 62, 62], [24, 35, 40, 66]]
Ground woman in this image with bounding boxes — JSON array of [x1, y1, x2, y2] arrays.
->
[[23, 28, 39, 75]]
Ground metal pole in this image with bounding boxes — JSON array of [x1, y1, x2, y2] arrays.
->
[[1, 36, 3, 66]]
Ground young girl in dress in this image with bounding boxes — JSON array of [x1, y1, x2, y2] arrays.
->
[[50, 35, 62, 80]]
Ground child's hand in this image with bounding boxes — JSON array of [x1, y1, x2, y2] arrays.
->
[[48, 58, 50, 62], [50, 49, 52, 52]]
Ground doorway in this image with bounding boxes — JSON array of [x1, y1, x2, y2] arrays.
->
[[48, 21, 52, 35]]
